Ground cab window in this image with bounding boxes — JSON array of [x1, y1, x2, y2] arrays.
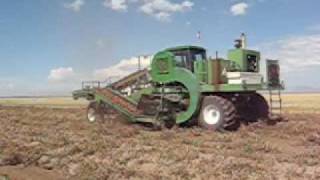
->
[[175, 54, 188, 67], [193, 52, 206, 61], [171, 49, 207, 72]]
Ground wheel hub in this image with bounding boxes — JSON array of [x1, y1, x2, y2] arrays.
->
[[87, 108, 97, 122], [203, 105, 221, 125]]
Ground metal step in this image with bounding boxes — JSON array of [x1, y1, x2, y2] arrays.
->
[[269, 88, 282, 115]]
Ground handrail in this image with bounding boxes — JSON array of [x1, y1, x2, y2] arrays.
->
[[81, 80, 111, 89]]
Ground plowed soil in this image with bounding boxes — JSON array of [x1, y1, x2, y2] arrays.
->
[[0, 105, 320, 179]]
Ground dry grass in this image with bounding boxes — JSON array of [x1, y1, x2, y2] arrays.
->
[[281, 93, 320, 114], [0, 97, 87, 108], [0, 93, 320, 179], [2, 93, 320, 112]]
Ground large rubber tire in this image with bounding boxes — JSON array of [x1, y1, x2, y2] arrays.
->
[[241, 93, 269, 123], [198, 96, 237, 131], [87, 102, 104, 123]]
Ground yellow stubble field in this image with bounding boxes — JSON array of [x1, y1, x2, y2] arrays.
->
[[1, 93, 319, 113]]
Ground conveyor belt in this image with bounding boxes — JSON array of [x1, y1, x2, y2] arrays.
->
[[96, 88, 144, 116]]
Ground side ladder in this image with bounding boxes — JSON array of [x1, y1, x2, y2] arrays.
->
[[269, 88, 282, 116]]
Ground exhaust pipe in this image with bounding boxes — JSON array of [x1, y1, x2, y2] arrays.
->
[[240, 33, 247, 49]]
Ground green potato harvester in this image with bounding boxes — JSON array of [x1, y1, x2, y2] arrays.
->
[[73, 34, 283, 131]]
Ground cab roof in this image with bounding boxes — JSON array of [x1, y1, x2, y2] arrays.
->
[[165, 45, 206, 52]]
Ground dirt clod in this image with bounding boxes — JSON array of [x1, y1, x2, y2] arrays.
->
[[0, 154, 24, 166]]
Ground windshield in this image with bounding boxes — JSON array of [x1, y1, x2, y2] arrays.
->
[[171, 49, 206, 71]]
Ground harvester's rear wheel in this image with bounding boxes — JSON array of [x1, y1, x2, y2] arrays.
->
[[87, 101, 104, 123], [199, 96, 237, 131], [240, 93, 269, 123]]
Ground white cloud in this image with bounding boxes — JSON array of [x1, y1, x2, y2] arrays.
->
[[254, 33, 320, 91], [140, 0, 194, 21], [64, 0, 85, 12], [103, 0, 128, 11], [230, 2, 249, 16], [48, 67, 75, 82], [257, 34, 320, 72], [94, 55, 153, 81], [102, 0, 194, 21]]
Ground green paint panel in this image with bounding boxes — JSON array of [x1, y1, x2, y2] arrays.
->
[[151, 51, 176, 83], [151, 51, 201, 124], [194, 60, 207, 83], [171, 67, 201, 124], [228, 49, 260, 72]]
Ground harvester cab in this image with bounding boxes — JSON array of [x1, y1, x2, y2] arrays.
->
[[166, 46, 207, 72], [73, 33, 284, 131]]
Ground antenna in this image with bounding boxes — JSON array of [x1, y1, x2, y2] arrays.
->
[[138, 56, 141, 71], [197, 31, 201, 44]]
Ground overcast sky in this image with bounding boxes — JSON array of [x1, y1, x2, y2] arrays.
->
[[0, 0, 320, 96]]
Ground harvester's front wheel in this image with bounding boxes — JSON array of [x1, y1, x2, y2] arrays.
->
[[199, 96, 237, 131], [87, 101, 104, 123]]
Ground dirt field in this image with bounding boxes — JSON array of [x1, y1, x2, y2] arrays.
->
[[0, 94, 320, 180]]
